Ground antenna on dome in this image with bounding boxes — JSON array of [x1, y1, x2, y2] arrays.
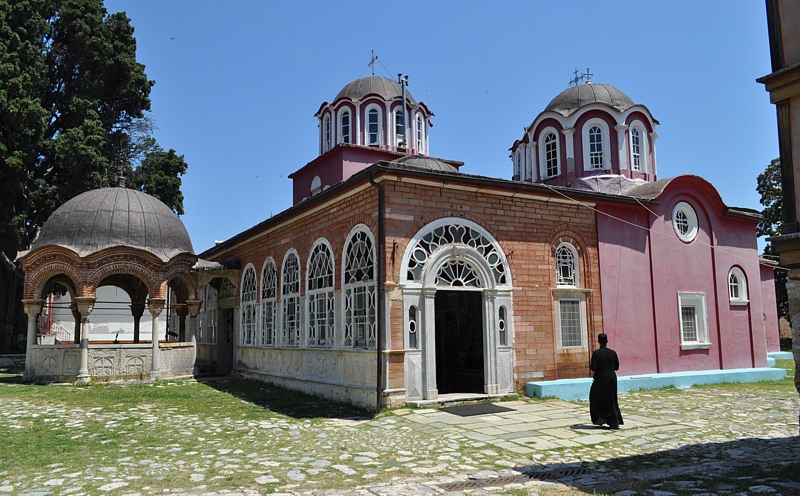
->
[[369, 50, 378, 76], [569, 67, 594, 86]]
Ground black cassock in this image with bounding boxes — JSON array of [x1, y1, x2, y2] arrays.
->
[[589, 345, 624, 428]]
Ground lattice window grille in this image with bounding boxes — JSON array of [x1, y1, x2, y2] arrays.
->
[[220, 278, 236, 299], [406, 224, 507, 285], [589, 126, 604, 169], [556, 245, 577, 286], [260, 262, 277, 346], [308, 243, 334, 346], [559, 300, 582, 347], [435, 259, 482, 287], [344, 285, 376, 348], [282, 254, 301, 346], [240, 267, 258, 346]]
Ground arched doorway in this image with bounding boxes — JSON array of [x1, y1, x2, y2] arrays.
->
[[399, 219, 515, 401]]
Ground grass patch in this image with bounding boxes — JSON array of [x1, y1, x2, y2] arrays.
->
[[694, 359, 797, 396]]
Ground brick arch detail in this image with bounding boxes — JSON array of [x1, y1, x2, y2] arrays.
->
[[88, 262, 163, 297], [547, 224, 592, 287], [26, 263, 84, 299]]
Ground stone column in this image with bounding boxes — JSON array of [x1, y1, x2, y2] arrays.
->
[[562, 128, 576, 173], [483, 290, 499, 395], [422, 287, 438, 400], [130, 302, 146, 344], [649, 131, 659, 177], [186, 299, 201, 372], [529, 141, 538, 182], [74, 297, 95, 384], [70, 302, 80, 344], [785, 271, 800, 425], [615, 124, 629, 171], [148, 298, 166, 381], [22, 299, 43, 379]]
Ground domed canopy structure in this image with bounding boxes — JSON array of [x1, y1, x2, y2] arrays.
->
[[31, 186, 194, 262], [391, 154, 459, 173], [544, 83, 634, 116], [334, 76, 417, 105]]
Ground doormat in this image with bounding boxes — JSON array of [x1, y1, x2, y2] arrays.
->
[[441, 403, 514, 417]]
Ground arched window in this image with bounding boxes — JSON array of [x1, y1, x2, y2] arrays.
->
[[338, 109, 351, 144], [343, 226, 376, 348], [394, 108, 406, 147], [323, 113, 332, 152], [307, 240, 335, 347], [198, 284, 217, 344], [544, 132, 559, 177], [555, 243, 578, 287], [260, 259, 277, 346], [630, 122, 648, 173], [728, 267, 748, 304], [366, 105, 382, 145], [415, 113, 424, 152], [281, 251, 301, 347], [582, 118, 610, 170], [310, 176, 322, 195], [514, 150, 522, 179], [240, 265, 257, 346]]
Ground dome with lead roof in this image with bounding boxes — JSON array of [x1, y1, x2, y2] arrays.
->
[[544, 83, 634, 116], [334, 76, 417, 105], [31, 186, 194, 261]]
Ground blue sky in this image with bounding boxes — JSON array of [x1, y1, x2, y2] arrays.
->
[[105, 1, 778, 253]]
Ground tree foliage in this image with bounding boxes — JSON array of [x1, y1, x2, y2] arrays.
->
[[756, 158, 788, 320], [0, 0, 187, 351]]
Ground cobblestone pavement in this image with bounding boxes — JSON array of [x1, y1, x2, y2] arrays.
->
[[0, 380, 798, 496]]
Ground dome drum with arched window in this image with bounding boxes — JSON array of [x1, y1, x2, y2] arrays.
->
[[511, 82, 659, 188]]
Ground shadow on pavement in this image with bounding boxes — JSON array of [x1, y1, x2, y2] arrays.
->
[[498, 436, 800, 495], [199, 376, 375, 420]]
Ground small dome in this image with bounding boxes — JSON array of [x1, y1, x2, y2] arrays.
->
[[31, 187, 194, 261], [391, 155, 459, 173], [545, 83, 634, 116], [334, 76, 417, 105]]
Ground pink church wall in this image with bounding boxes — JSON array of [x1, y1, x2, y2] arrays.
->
[[760, 264, 781, 352], [597, 176, 769, 376]]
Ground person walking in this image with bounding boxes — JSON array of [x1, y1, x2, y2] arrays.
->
[[589, 333, 623, 429]]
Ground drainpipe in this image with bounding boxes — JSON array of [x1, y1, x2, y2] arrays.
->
[[369, 172, 386, 411]]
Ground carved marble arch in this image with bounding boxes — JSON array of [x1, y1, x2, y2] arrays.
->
[[400, 218, 511, 289]]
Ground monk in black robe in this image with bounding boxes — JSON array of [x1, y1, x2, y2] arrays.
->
[[589, 333, 623, 429]]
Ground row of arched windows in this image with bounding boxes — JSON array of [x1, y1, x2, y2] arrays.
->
[[201, 226, 378, 350], [513, 119, 651, 181], [321, 106, 428, 154]]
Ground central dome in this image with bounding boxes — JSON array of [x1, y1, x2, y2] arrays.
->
[[544, 83, 634, 116], [31, 187, 194, 261], [334, 76, 417, 105]]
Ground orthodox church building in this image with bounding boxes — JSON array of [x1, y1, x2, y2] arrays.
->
[[20, 74, 780, 409]]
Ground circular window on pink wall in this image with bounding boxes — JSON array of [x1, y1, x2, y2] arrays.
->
[[672, 201, 698, 242]]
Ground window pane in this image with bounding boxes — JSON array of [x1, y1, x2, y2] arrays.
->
[[560, 300, 581, 347], [681, 305, 698, 342]]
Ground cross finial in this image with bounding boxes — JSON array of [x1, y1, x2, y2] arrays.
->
[[569, 67, 594, 86], [369, 50, 378, 76]]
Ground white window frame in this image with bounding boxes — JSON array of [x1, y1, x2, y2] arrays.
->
[[323, 113, 332, 152], [365, 104, 383, 146], [539, 129, 561, 179], [678, 292, 711, 349], [728, 267, 749, 305], [260, 258, 277, 347], [555, 242, 579, 287], [281, 250, 301, 347], [582, 118, 610, 170], [672, 201, 699, 243], [393, 107, 406, 147], [337, 108, 352, 144], [239, 264, 258, 347], [629, 121, 649, 173], [306, 239, 335, 347], [552, 289, 588, 349], [513, 149, 522, 179], [415, 112, 425, 153], [342, 225, 377, 349]]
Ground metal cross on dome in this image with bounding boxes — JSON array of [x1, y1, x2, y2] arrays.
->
[[569, 67, 594, 86]]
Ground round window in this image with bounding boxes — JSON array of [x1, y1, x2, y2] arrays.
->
[[672, 201, 698, 242]]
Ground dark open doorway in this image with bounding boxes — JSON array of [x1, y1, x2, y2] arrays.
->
[[435, 290, 484, 394], [217, 308, 234, 375]]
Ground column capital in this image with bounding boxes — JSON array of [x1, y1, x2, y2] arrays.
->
[[561, 127, 575, 136], [614, 124, 629, 133], [74, 296, 95, 317], [649, 131, 659, 141], [22, 299, 43, 317], [186, 299, 202, 317], [148, 298, 166, 317]]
